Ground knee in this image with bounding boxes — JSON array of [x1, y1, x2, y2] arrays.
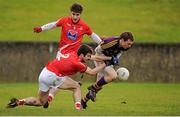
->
[[110, 73, 118, 81], [75, 82, 81, 89], [72, 82, 81, 91]]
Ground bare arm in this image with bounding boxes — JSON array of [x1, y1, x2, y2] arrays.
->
[[90, 55, 112, 62], [85, 63, 106, 76]]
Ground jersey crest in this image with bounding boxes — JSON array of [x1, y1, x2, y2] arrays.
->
[[67, 29, 78, 40]]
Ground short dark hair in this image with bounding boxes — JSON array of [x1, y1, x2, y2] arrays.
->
[[70, 3, 83, 13], [120, 32, 134, 41], [77, 44, 93, 56]]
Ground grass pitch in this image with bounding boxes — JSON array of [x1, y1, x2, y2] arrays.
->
[[0, 82, 180, 116], [0, 0, 180, 43]]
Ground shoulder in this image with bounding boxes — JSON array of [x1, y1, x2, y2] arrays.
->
[[69, 52, 79, 61], [56, 16, 71, 26], [102, 36, 119, 43], [79, 19, 90, 27], [57, 16, 69, 22], [70, 53, 85, 65], [101, 37, 119, 49]]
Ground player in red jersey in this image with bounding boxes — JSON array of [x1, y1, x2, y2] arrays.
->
[[6, 44, 107, 110], [33, 3, 102, 105], [34, 3, 102, 54]]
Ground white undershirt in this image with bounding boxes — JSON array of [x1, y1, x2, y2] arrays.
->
[[41, 21, 102, 45], [41, 21, 57, 31], [90, 32, 102, 44]]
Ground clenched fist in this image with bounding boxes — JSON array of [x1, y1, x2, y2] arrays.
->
[[33, 27, 42, 33]]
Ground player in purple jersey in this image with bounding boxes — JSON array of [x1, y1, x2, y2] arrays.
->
[[81, 32, 134, 109]]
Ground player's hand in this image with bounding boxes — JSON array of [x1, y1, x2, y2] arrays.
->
[[104, 56, 119, 66], [33, 27, 42, 33], [111, 56, 119, 65]]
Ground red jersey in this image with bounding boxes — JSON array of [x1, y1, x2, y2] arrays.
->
[[46, 52, 87, 77], [56, 16, 93, 54]]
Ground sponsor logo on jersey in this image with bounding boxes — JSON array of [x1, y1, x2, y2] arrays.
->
[[67, 29, 78, 40]]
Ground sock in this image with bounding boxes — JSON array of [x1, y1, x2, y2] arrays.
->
[[89, 76, 106, 92], [18, 99, 25, 105], [84, 77, 107, 103], [96, 76, 107, 87], [48, 94, 54, 102], [75, 102, 81, 110], [83, 92, 91, 102]]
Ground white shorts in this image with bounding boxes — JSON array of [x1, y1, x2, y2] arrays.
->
[[38, 67, 66, 92]]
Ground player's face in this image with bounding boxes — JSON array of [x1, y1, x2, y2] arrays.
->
[[120, 39, 134, 49], [83, 53, 92, 61], [71, 12, 81, 23]]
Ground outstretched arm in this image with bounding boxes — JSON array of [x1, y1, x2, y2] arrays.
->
[[90, 55, 112, 62], [85, 63, 106, 76], [90, 32, 102, 44], [41, 21, 58, 31], [34, 21, 58, 33]]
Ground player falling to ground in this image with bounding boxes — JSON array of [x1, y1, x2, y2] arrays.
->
[[6, 44, 106, 110], [81, 32, 134, 109], [34, 3, 102, 55]]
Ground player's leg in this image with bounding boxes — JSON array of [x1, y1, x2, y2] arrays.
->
[[23, 91, 49, 106], [87, 66, 117, 102], [38, 67, 57, 108], [41, 68, 66, 108], [104, 66, 117, 82], [7, 91, 49, 108], [57, 76, 81, 110], [47, 87, 59, 102], [7, 67, 64, 108], [81, 61, 104, 109], [47, 81, 82, 103], [7, 67, 52, 108]]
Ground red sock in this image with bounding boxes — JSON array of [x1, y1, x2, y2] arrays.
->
[[48, 95, 53, 102], [75, 102, 81, 110], [18, 99, 25, 105]]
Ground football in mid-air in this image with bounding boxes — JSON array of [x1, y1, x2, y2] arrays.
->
[[116, 67, 129, 80]]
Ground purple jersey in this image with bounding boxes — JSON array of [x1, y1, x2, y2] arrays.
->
[[100, 37, 128, 56]]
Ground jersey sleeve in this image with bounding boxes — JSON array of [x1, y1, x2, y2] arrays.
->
[[74, 62, 87, 73], [85, 24, 93, 35], [101, 37, 118, 50], [56, 17, 66, 27]]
